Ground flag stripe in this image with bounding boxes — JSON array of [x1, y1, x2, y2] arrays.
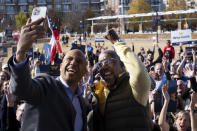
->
[[47, 16, 62, 62]]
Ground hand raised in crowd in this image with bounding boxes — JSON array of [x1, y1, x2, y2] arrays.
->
[[154, 42, 159, 48], [83, 83, 92, 106], [0, 57, 4, 69], [171, 59, 177, 66], [183, 66, 195, 78], [104, 29, 119, 44], [5, 86, 16, 107], [179, 42, 183, 47], [162, 57, 169, 72], [162, 84, 170, 102], [192, 49, 196, 56], [34, 58, 41, 66], [190, 92, 197, 111], [182, 51, 187, 59], [149, 88, 157, 104], [0, 57, 4, 63], [16, 18, 45, 63]]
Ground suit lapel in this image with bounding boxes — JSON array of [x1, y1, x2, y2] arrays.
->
[[55, 78, 76, 128], [78, 96, 87, 131]]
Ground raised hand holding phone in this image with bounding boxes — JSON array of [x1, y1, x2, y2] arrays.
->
[[31, 6, 47, 25], [16, 18, 45, 63]]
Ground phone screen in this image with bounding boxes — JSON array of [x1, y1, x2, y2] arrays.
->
[[31, 7, 47, 24]]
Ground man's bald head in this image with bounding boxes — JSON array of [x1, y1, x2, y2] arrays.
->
[[60, 49, 87, 87], [99, 50, 120, 61]]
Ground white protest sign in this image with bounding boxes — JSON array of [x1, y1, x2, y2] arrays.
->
[[171, 29, 192, 43], [95, 36, 105, 42]]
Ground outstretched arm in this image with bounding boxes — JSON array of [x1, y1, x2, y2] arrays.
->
[[9, 18, 46, 104], [176, 53, 186, 75], [190, 92, 197, 131], [192, 49, 196, 72], [158, 84, 170, 131], [105, 29, 151, 106], [183, 67, 197, 92], [153, 44, 163, 64]]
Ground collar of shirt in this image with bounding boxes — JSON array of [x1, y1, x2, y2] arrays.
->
[[59, 76, 83, 100]]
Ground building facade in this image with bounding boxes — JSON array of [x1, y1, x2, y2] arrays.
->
[[149, 0, 164, 11], [185, 0, 197, 8], [106, 0, 164, 15], [107, 0, 132, 15], [0, 0, 100, 30]]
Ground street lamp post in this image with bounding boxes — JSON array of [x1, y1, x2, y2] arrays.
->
[[156, 11, 159, 44], [152, 0, 160, 44], [80, 18, 85, 37], [80, 20, 83, 34]]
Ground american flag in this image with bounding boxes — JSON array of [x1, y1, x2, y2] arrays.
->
[[47, 16, 62, 62]]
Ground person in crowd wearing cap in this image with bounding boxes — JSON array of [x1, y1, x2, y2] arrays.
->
[[87, 29, 151, 131], [8, 18, 87, 131]]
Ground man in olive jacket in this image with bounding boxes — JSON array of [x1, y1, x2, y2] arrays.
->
[[88, 29, 151, 131], [8, 18, 87, 131]]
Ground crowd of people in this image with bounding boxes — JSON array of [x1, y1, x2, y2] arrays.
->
[[0, 18, 197, 131]]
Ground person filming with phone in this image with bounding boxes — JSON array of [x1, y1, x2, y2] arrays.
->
[[87, 29, 151, 131], [7, 16, 88, 131]]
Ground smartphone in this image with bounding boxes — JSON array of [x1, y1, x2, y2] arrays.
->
[[31, 6, 47, 25]]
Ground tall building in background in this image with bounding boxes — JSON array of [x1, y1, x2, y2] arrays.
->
[[107, 0, 118, 15], [118, 0, 132, 15], [100, 0, 108, 14], [162, 0, 169, 8], [0, 0, 100, 30], [163, 0, 197, 10], [106, 0, 165, 15], [185, 0, 197, 9], [150, 0, 163, 11]]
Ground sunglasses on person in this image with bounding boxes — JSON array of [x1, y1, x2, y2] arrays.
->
[[175, 78, 182, 80], [98, 58, 118, 68]]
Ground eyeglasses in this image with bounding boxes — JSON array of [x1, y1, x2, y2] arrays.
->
[[175, 78, 181, 80], [177, 84, 184, 87], [98, 58, 117, 68]]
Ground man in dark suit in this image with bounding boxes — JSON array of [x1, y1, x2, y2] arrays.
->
[[8, 18, 87, 131]]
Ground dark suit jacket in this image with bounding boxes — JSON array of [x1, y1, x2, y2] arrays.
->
[[0, 95, 7, 131], [8, 56, 87, 131]]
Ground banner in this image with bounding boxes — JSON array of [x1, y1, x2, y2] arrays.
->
[[95, 36, 105, 43], [171, 29, 192, 43], [0, 46, 8, 57]]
